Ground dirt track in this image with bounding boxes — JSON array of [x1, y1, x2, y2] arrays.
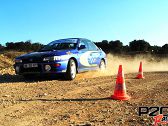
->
[[0, 71, 168, 126]]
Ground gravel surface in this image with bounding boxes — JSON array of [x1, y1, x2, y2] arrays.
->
[[0, 71, 168, 126]]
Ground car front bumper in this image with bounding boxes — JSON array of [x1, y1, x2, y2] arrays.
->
[[14, 61, 68, 75]]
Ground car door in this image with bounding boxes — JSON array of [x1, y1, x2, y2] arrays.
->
[[77, 39, 90, 71], [87, 40, 101, 68]]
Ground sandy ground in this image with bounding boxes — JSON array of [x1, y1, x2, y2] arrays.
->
[[0, 52, 168, 125], [0, 71, 168, 126]]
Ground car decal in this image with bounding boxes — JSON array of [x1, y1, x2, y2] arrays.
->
[[79, 51, 98, 67]]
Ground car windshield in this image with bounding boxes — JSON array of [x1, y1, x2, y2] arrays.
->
[[39, 39, 78, 51], [39, 43, 77, 51]]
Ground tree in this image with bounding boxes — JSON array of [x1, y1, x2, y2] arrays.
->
[[122, 45, 130, 53], [109, 40, 123, 53], [102, 40, 108, 44], [160, 44, 168, 54], [151, 45, 161, 54], [5, 41, 44, 51], [6, 42, 15, 50], [0, 44, 5, 51], [25, 40, 32, 51], [95, 40, 110, 54], [31, 43, 43, 51], [129, 40, 150, 52]]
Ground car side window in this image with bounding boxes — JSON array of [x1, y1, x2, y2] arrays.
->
[[87, 41, 99, 51], [78, 40, 89, 51]]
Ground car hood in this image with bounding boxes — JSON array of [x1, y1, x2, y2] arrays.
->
[[16, 50, 76, 59]]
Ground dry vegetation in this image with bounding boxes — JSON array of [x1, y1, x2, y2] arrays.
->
[[0, 51, 26, 75]]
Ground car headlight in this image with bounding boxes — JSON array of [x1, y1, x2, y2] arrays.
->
[[15, 59, 22, 63], [43, 55, 69, 61]]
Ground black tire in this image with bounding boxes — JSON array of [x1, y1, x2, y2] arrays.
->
[[99, 59, 106, 70], [65, 59, 77, 80]]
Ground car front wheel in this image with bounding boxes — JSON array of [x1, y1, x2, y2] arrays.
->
[[65, 59, 77, 80]]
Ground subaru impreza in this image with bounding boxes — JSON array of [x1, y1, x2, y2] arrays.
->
[[14, 38, 107, 80]]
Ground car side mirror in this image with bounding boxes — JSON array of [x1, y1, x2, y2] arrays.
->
[[78, 45, 86, 50]]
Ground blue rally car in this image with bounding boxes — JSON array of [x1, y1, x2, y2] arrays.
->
[[14, 38, 107, 80]]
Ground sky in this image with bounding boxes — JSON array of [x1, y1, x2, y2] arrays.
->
[[0, 0, 168, 46]]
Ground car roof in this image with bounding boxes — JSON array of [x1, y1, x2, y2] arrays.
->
[[50, 38, 91, 44]]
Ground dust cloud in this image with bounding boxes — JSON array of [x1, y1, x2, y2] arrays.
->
[[105, 54, 168, 75], [77, 54, 168, 79]]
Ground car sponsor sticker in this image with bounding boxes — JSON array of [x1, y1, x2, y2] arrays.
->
[[79, 51, 98, 67]]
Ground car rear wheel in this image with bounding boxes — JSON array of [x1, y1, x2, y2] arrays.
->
[[99, 59, 106, 70], [65, 59, 77, 80]]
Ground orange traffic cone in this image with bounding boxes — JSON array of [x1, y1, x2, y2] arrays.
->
[[111, 65, 131, 100], [136, 62, 144, 79]]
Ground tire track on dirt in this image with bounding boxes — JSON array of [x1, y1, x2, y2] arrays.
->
[[63, 78, 115, 98], [0, 102, 45, 126], [127, 78, 168, 103]]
